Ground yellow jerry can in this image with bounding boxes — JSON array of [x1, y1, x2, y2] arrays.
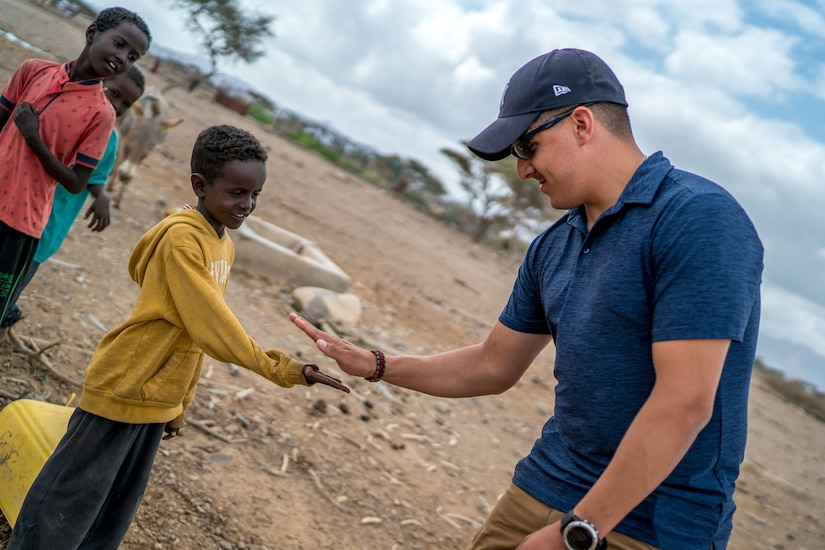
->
[[0, 399, 74, 527]]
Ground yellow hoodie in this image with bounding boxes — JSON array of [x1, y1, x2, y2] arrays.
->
[[79, 210, 307, 427]]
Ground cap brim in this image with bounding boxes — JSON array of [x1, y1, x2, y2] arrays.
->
[[467, 111, 538, 161]]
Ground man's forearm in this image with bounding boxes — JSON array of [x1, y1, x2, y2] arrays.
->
[[382, 325, 551, 398]]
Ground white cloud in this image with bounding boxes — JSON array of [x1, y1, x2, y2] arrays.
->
[[409, 4, 471, 63], [761, 282, 825, 360], [756, 0, 825, 40], [556, 0, 743, 40], [451, 56, 497, 95], [665, 28, 800, 98]]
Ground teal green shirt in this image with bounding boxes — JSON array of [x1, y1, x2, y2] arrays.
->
[[34, 131, 118, 263]]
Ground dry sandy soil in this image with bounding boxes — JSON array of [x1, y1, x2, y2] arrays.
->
[[1, 2, 824, 548]]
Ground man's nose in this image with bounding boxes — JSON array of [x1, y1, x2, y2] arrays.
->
[[516, 157, 535, 181]]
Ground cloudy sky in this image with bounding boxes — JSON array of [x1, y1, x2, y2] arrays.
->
[[96, 0, 825, 390]]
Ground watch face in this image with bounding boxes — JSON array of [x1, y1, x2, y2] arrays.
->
[[566, 524, 595, 550]]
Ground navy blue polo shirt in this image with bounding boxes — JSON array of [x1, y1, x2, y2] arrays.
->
[[501, 152, 763, 549]]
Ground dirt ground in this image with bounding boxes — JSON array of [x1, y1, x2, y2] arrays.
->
[[1, 2, 824, 548]]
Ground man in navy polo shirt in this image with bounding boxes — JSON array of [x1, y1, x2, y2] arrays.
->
[[290, 48, 763, 550]]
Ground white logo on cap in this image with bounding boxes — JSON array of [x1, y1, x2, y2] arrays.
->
[[553, 85, 571, 97]]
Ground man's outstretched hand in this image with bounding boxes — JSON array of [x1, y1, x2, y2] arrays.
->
[[302, 364, 350, 393], [290, 313, 378, 379]]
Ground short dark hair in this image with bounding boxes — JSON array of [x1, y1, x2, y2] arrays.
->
[[589, 102, 633, 139], [93, 7, 152, 46], [537, 102, 633, 140], [123, 65, 145, 95], [191, 125, 268, 183]]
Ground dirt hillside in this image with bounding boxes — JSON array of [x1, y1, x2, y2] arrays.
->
[[1, 2, 823, 548]]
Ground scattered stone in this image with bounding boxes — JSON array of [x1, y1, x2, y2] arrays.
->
[[292, 286, 362, 326]]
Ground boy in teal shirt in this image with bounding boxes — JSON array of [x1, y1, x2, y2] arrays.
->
[[0, 66, 145, 341]]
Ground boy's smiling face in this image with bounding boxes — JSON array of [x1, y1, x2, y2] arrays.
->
[[103, 73, 142, 117], [88, 21, 149, 78], [193, 160, 266, 237]]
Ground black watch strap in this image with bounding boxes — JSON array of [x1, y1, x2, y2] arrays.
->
[[560, 510, 608, 550]]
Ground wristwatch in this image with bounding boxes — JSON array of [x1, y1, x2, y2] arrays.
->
[[560, 510, 607, 550]]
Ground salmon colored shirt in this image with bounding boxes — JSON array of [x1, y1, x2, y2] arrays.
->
[[0, 59, 115, 237]]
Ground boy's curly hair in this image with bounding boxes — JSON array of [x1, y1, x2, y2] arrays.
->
[[191, 125, 268, 183], [93, 7, 152, 46]]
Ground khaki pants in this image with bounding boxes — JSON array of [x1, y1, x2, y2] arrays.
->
[[467, 484, 658, 550]]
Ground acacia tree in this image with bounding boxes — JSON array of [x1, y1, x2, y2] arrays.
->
[[488, 156, 566, 240], [440, 147, 509, 242], [171, 0, 275, 81], [440, 146, 565, 244]]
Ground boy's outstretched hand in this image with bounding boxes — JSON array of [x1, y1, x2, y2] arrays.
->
[[302, 364, 350, 393]]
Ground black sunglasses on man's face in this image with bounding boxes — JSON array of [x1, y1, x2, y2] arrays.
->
[[511, 103, 594, 160]]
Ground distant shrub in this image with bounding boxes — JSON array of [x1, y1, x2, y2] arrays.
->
[[336, 157, 361, 173], [399, 191, 431, 210], [359, 171, 380, 184], [248, 104, 273, 125]]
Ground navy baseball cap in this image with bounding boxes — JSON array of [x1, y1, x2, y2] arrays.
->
[[467, 48, 628, 161]]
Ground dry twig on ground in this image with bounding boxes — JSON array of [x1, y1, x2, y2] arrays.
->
[[7, 329, 82, 387]]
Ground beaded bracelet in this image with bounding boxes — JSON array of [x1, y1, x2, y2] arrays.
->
[[365, 349, 386, 382]]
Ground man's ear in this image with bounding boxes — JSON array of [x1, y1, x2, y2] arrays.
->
[[571, 106, 595, 144], [85, 24, 97, 45], [191, 173, 207, 197]]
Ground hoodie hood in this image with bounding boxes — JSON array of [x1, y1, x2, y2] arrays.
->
[[129, 209, 227, 287]]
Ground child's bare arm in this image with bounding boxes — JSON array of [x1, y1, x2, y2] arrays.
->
[[13, 102, 93, 193], [0, 108, 9, 132], [84, 185, 111, 232]]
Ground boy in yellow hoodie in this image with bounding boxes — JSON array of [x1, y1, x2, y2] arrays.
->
[[8, 124, 349, 549]]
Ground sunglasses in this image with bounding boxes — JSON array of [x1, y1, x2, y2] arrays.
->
[[511, 103, 594, 160]]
